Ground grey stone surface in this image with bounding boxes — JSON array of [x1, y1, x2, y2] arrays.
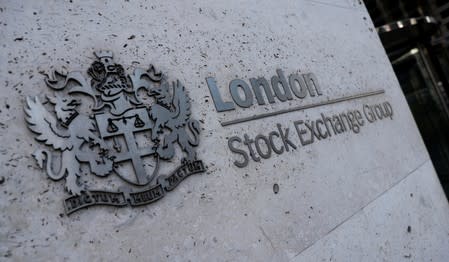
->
[[0, 0, 448, 261], [294, 161, 449, 262]]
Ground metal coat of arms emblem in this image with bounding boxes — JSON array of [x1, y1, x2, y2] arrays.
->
[[24, 51, 206, 215]]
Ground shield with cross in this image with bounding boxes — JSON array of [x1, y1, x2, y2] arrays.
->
[[94, 107, 159, 186]]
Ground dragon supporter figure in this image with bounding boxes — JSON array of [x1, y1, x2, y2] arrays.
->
[[25, 95, 114, 195], [148, 79, 201, 161]]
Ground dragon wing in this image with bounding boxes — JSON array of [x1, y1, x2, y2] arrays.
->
[[45, 69, 100, 110], [24, 96, 73, 151], [171, 80, 192, 128]]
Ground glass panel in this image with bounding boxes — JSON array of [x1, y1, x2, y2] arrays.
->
[[392, 49, 449, 196]]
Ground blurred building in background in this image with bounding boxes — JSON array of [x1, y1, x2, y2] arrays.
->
[[365, 0, 449, 198]]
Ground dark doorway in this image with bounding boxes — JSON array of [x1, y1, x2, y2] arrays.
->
[[365, 0, 449, 198]]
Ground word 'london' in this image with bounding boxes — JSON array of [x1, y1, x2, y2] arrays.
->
[[206, 69, 393, 167], [25, 50, 206, 215], [206, 69, 322, 111]]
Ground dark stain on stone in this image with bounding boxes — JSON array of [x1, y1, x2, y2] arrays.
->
[[273, 183, 279, 194]]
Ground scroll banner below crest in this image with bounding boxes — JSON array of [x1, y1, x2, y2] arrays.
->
[[64, 160, 206, 215]]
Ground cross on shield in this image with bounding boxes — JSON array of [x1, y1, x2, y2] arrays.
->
[[94, 107, 159, 185]]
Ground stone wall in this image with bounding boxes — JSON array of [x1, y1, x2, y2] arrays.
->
[[1, 0, 448, 261]]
